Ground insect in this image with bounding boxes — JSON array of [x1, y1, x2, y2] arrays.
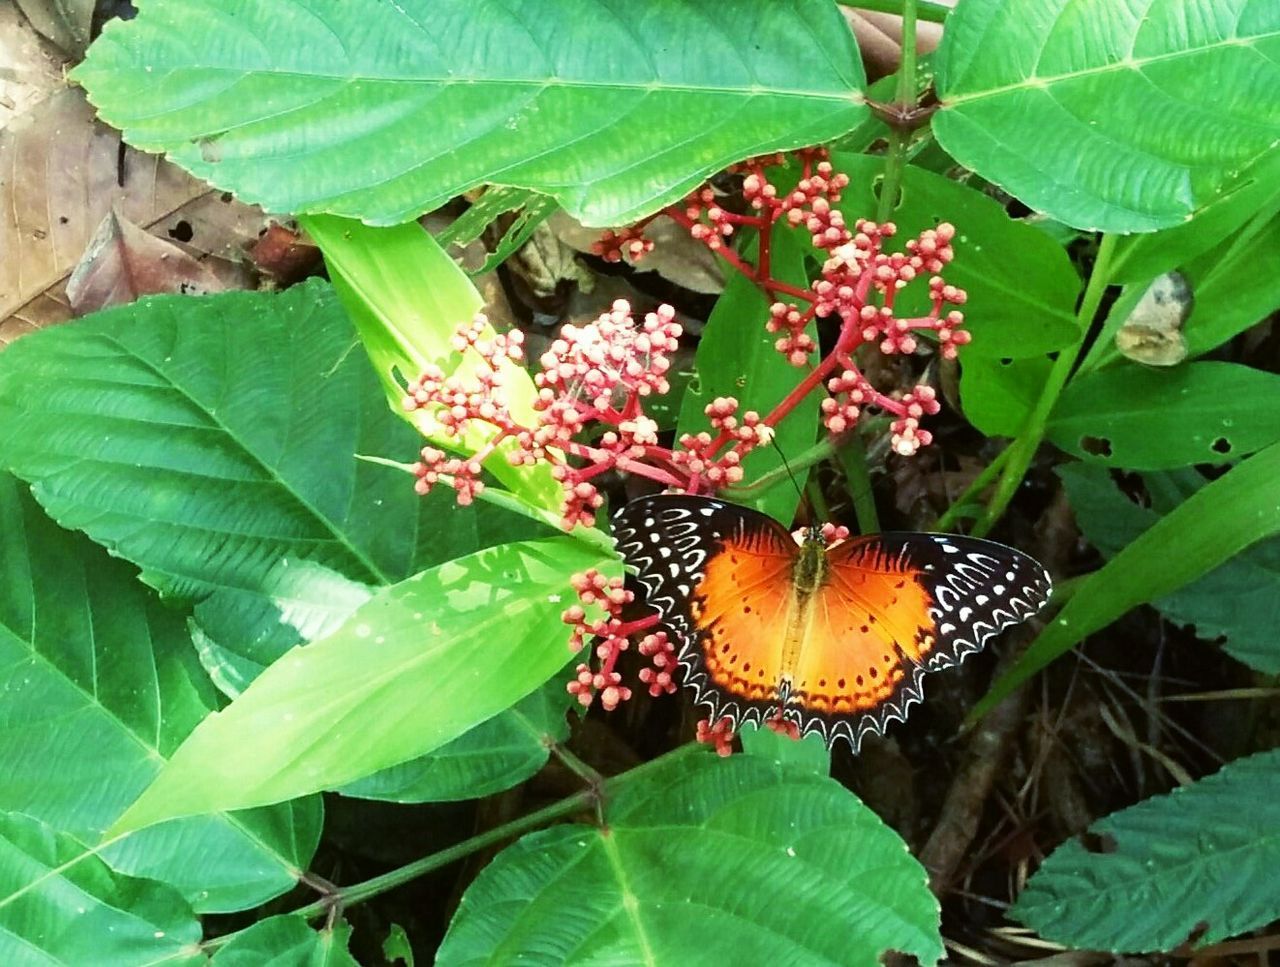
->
[[613, 493, 1051, 751]]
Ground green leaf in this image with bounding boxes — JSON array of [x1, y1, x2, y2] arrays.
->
[[0, 811, 202, 966], [110, 537, 615, 833], [1059, 464, 1280, 674], [959, 354, 1052, 437], [1012, 749, 1280, 953], [1046, 361, 1280, 468], [74, 0, 868, 227], [436, 188, 546, 249], [301, 214, 561, 512], [437, 750, 942, 966], [739, 723, 831, 775], [339, 671, 573, 802], [1109, 149, 1280, 284], [676, 226, 817, 523], [212, 915, 358, 966], [382, 923, 415, 967], [0, 474, 320, 913], [934, 0, 1280, 233], [0, 279, 476, 601], [830, 153, 1082, 358], [973, 440, 1280, 720]]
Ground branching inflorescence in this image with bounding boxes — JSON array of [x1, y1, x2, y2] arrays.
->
[[404, 150, 971, 751]]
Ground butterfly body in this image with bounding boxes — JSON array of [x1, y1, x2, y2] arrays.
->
[[614, 494, 1051, 751]]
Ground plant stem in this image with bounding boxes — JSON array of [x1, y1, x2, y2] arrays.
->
[[931, 444, 1014, 532], [836, 431, 880, 534], [873, 0, 919, 224], [972, 234, 1118, 537], [291, 790, 594, 922], [838, 0, 950, 24], [722, 438, 835, 500]]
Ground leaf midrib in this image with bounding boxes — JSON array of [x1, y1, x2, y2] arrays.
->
[[944, 30, 1280, 107]]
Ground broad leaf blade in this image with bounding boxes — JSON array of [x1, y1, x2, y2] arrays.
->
[[0, 474, 319, 913], [1046, 361, 1280, 468], [1012, 749, 1280, 952], [437, 751, 943, 966], [832, 153, 1082, 358], [934, 0, 1280, 232], [0, 811, 202, 966], [0, 280, 502, 617], [74, 0, 868, 226], [973, 440, 1280, 719], [110, 537, 615, 832]]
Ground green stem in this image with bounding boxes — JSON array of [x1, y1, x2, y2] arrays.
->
[[931, 445, 1014, 532], [973, 234, 1119, 537], [836, 432, 880, 534], [873, 0, 918, 224], [838, 0, 950, 24]]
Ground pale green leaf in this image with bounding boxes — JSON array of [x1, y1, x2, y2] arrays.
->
[[74, 0, 868, 227], [339, 672, 573, 803], [110, 537, 615, 833], [1013, 749, 1280, 953], [935, 0, 1280, 232], [300, 214, 561, 512], [0, 811, 202, 966], [0, 474, 319, 913], [437, 750, 943, 966]]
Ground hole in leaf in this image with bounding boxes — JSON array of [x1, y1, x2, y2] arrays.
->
[[999, 357, 1013, 366], [168, 220, 194, 243], [1081, 436, 1113, 457], [1079, 831, 1118, 854], [1211, 437, 1232, 455]]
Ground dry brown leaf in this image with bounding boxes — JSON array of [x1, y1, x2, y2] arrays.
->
[[14, 0, 94, 57], [66, 208, 239, 314], [547, 210, 724, 296], [0, 2, 68, 126], [249, 221, 322, 286]]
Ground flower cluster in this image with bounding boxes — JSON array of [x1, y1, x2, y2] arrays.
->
[[406, 150, 974, 749]]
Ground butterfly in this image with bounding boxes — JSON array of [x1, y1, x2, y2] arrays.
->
[[613, 493, 1051, 751]]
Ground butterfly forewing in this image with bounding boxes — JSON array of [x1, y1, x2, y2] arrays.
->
[[613, 495, 797, 726]]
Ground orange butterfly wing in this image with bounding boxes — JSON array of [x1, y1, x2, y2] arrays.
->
[[787, 532, 1051, 749], [613, 494, 798, 729]]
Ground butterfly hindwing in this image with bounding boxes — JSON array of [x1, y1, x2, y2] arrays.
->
[[613, 495, 796, 726]]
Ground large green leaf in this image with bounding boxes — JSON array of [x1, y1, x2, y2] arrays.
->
[[960, 354, 1052, 437], [73, 0, 868, 227], [1060, 464, 1280, 674], [973, 440, 1280, 719], [831, 153, 1081, 358], [437, 750, 943, 966], [110, 537, 615, 833], [0, 280, 505, 620], [934, 0, 1280, 232], [1047, 361, 1280, 468], [212, 915, 357, 966], [676, 226, 817, 524], [0, 474, 319, 913], [1012, 749, 1280, 953], [338, 672, 574, 803], [0, 811, 202, 966]]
